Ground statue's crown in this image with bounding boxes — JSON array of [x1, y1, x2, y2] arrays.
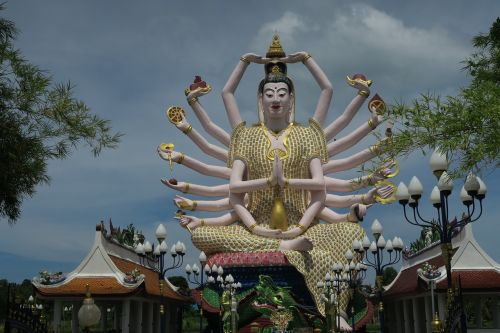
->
[[266, 33, 286, 58]]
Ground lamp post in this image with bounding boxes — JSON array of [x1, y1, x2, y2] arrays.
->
[[185, 251, 209, 333], [213, 269, 241, 333], [78, 284, 101, 332], [318, 261, 358, 333], [344, 250, 367, 333], [352, 219, 404, 333], [135, 223, 186, 333], [396, 149, 487, 329], [190, 263, 241, 333]]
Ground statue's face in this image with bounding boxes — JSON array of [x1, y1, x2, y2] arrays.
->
[[261, 82, 292, 120]]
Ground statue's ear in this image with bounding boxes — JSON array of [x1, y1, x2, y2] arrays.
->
[[258, 94, 265, 123]]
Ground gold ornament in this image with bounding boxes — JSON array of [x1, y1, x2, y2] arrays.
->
[[378, 159, 400, 178], [266, 33, 286, 58], [166, 106, 185, 125], [270, 308, 293, 331], [270, 197, 289, 231], [368, 94, 386, 115], [159, 143, 175, 176], [373, 180, 397, 204], [346, 75, 373, 87]]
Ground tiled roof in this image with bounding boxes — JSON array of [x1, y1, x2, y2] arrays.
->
[[436, 270, 500, 290], [36, 277, 138, 297], [36, 256, 190, 302], [109, 255, 190, 302], [384, 255, 444, 298]]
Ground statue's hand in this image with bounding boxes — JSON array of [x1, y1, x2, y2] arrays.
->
[[173, 195, 194, 210], [157, 147, 183, 163], [281, 227, 304, 239], [242, 53, 271, 64], [367, 184, 394, 203], [252, 225, 282, 238], [175, 215, 201, 230], [161, 179, 187, 192], [273, 151, 286, 187], [371, 160, 397, 183], [282, 51, 308, 64], [348, 203, 370, 222], [172, 112, 191, 133], [347, 77, 371, 94], [370, 112, 383, 129]]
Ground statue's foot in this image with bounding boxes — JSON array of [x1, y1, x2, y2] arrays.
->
[[338, 316, 352, 332], [278, 236, 313, 251]]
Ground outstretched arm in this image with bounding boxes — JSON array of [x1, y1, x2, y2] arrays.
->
[[324, 161, 397, 192], [161, 179, 228, 197], [325, 176, 374, 192], [324, 78, 371, 141], [173, 113, 228, 162], [174, 195, 231, 212], [283, 52, 333, 125], [158, 147, 230, 179], [222, 53, 269, 128], [177, 211, 239, 231], [185, 82, 231, 147], [325, 185, 394, 208], [318, 204, 369, 224], [328, 112, 383, 157], [323, 147, 377, 174]]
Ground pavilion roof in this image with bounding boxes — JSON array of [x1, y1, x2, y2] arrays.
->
[[384, 224, 500, 299], [33, 224, 190, 303]]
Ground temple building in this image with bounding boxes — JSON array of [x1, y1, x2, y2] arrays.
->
[[383, 224, 500, 333], [31, 224, 191, 333]]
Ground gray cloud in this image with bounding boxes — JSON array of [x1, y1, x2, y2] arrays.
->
[[1, 0, 499, 281]]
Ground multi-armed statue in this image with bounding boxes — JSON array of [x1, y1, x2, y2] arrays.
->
[[158, 35, 397, 330]]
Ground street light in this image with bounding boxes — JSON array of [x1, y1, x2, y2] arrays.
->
[[189, 263, 241, 333], [352, 219, 403, 333], [396, 149, 487, 330], [135, 223, 186, 333], [185, 251, 209, 333], [344, 250, 367, 333], [78, 284, 101, 332]]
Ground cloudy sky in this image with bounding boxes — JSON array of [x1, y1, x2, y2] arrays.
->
[[1, 1, 499, 282]]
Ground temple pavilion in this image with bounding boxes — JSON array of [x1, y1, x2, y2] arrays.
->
[[31, 224, 191, 333], [383, 223, 500, 333]]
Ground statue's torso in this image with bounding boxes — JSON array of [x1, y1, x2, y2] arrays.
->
[[228, 119, 327, 228]]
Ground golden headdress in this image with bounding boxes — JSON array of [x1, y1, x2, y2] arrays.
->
[[266, 33, 286, 59]]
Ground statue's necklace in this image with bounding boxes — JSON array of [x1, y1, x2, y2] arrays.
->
[[261, 123, 293, 161]]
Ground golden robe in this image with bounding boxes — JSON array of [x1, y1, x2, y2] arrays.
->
[[192, 119, 365, 315]]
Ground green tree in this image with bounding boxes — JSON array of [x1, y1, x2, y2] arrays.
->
[[381, 266, 398, 286], [0, 6, 121, 224], [384, 18, 500, 177]]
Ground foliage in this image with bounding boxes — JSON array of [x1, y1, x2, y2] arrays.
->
[[0, 6, 122, 224], [381, 266, 397, 286], [405, 226, 440, 256], [168, 275, 190, 295], [114, 223, 143, 247], [384, 18, 500, 177]]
